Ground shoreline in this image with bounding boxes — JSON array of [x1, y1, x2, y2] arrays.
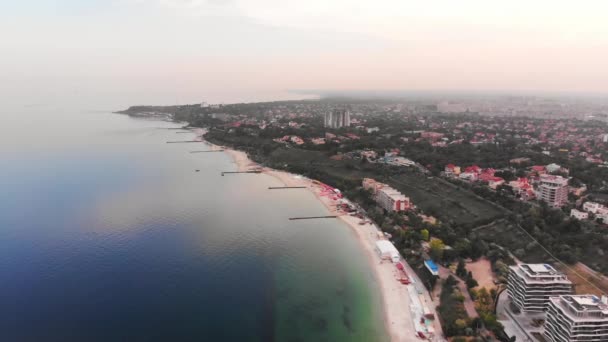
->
[[197, 131, 441, 341], [231, 150, 414, 341]]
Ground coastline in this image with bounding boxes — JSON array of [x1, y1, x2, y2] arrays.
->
[[266, 167, 417, 342], [202, 133, 441, 341]]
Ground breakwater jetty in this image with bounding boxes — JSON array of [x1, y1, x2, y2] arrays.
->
[[288, 216, 338, 221]]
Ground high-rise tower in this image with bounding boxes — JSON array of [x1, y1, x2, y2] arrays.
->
[[324, 109, 350, 128]]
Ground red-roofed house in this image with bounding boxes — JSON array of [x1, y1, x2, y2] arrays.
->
[[531, 165, 546, 175], [421, 131, 444, 141], [478, 169, 497, 182], [488, 177, 505, 190], [445, 164, 461, 177], [465, 165, 482, 174], [509, 178, 536, 201]]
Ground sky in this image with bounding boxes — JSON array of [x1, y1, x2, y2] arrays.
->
[[2, 0, 608, 108]]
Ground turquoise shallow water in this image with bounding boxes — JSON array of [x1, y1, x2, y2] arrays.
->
[[0, 108, 387, 341]]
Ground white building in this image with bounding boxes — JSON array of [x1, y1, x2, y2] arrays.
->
[[537, 174, 569, 207], [544, 295, 608, 342], [598, 213, 608, 223], [546, 163, 562, 174], [459, 172, 478, 182], [324, 108, 350, 128], [582, 202, 608, 222], [389, 156, 416, 167], [376, 187, 410, 212], [507, 264, 572, 312], [583, 201, 608, 215], [375, 240, 400, 263], [570, 209, 589, 220], [363, 178, 411, 212]]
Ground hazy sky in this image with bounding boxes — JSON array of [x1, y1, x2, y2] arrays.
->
[[2, 0, 608, 107]]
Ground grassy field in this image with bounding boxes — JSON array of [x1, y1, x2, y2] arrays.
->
[[387, 174, 505, 226], [265, 147, 505, 227], [474, 221, 552, 262]]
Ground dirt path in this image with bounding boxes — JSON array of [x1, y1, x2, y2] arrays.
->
[[466, 258, 496, 291]]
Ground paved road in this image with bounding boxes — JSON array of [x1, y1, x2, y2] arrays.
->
[[496, 291, 535, 342]]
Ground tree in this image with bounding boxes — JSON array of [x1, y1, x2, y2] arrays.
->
[[466, 271, 478, 288], [495, 170, 515, 182], [456, 258, 467, 278], [420, 229, 430, 241], [475, 287, 493, 313], [494, 260, 512, 277], [481, 312, 503, 332], [490, 288, 498, 301], [454, 319, 468, 331], [470, 238, 488, 260], [430, 238, 446, 261], [454, 239, 472, 258]]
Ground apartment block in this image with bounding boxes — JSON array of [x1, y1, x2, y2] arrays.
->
[[362, 178, 410, 212], [324, 109, 350, 128], [544, 295, 608, 342], [376, 187, 410, 212], [537, 174, 569, 207], [507, 264, 572, 312]]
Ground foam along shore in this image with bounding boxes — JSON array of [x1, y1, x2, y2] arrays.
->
[[213, 145, 443, 341]]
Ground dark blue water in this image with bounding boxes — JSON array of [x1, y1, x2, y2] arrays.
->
[[0, 109, 386, 341]]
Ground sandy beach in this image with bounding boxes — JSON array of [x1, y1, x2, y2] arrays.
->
[[215, 143, 444, 341]]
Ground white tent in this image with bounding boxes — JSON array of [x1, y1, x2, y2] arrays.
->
[[375, 240, 400, 263]]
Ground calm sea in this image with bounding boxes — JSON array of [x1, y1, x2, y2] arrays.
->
[[0, 107, 387, 341]]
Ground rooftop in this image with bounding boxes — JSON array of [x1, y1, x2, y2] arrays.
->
[[511, 264, 572, 284], [523, 263, 558, 275], [552, 295, 608, 319], [539, 174, 569, 185], [425, 260, 439, 272], [378, 186, 409, 200], [375, 240, 400, 259]]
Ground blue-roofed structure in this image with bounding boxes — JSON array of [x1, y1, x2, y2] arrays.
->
[[424, 260, 439, 276]]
